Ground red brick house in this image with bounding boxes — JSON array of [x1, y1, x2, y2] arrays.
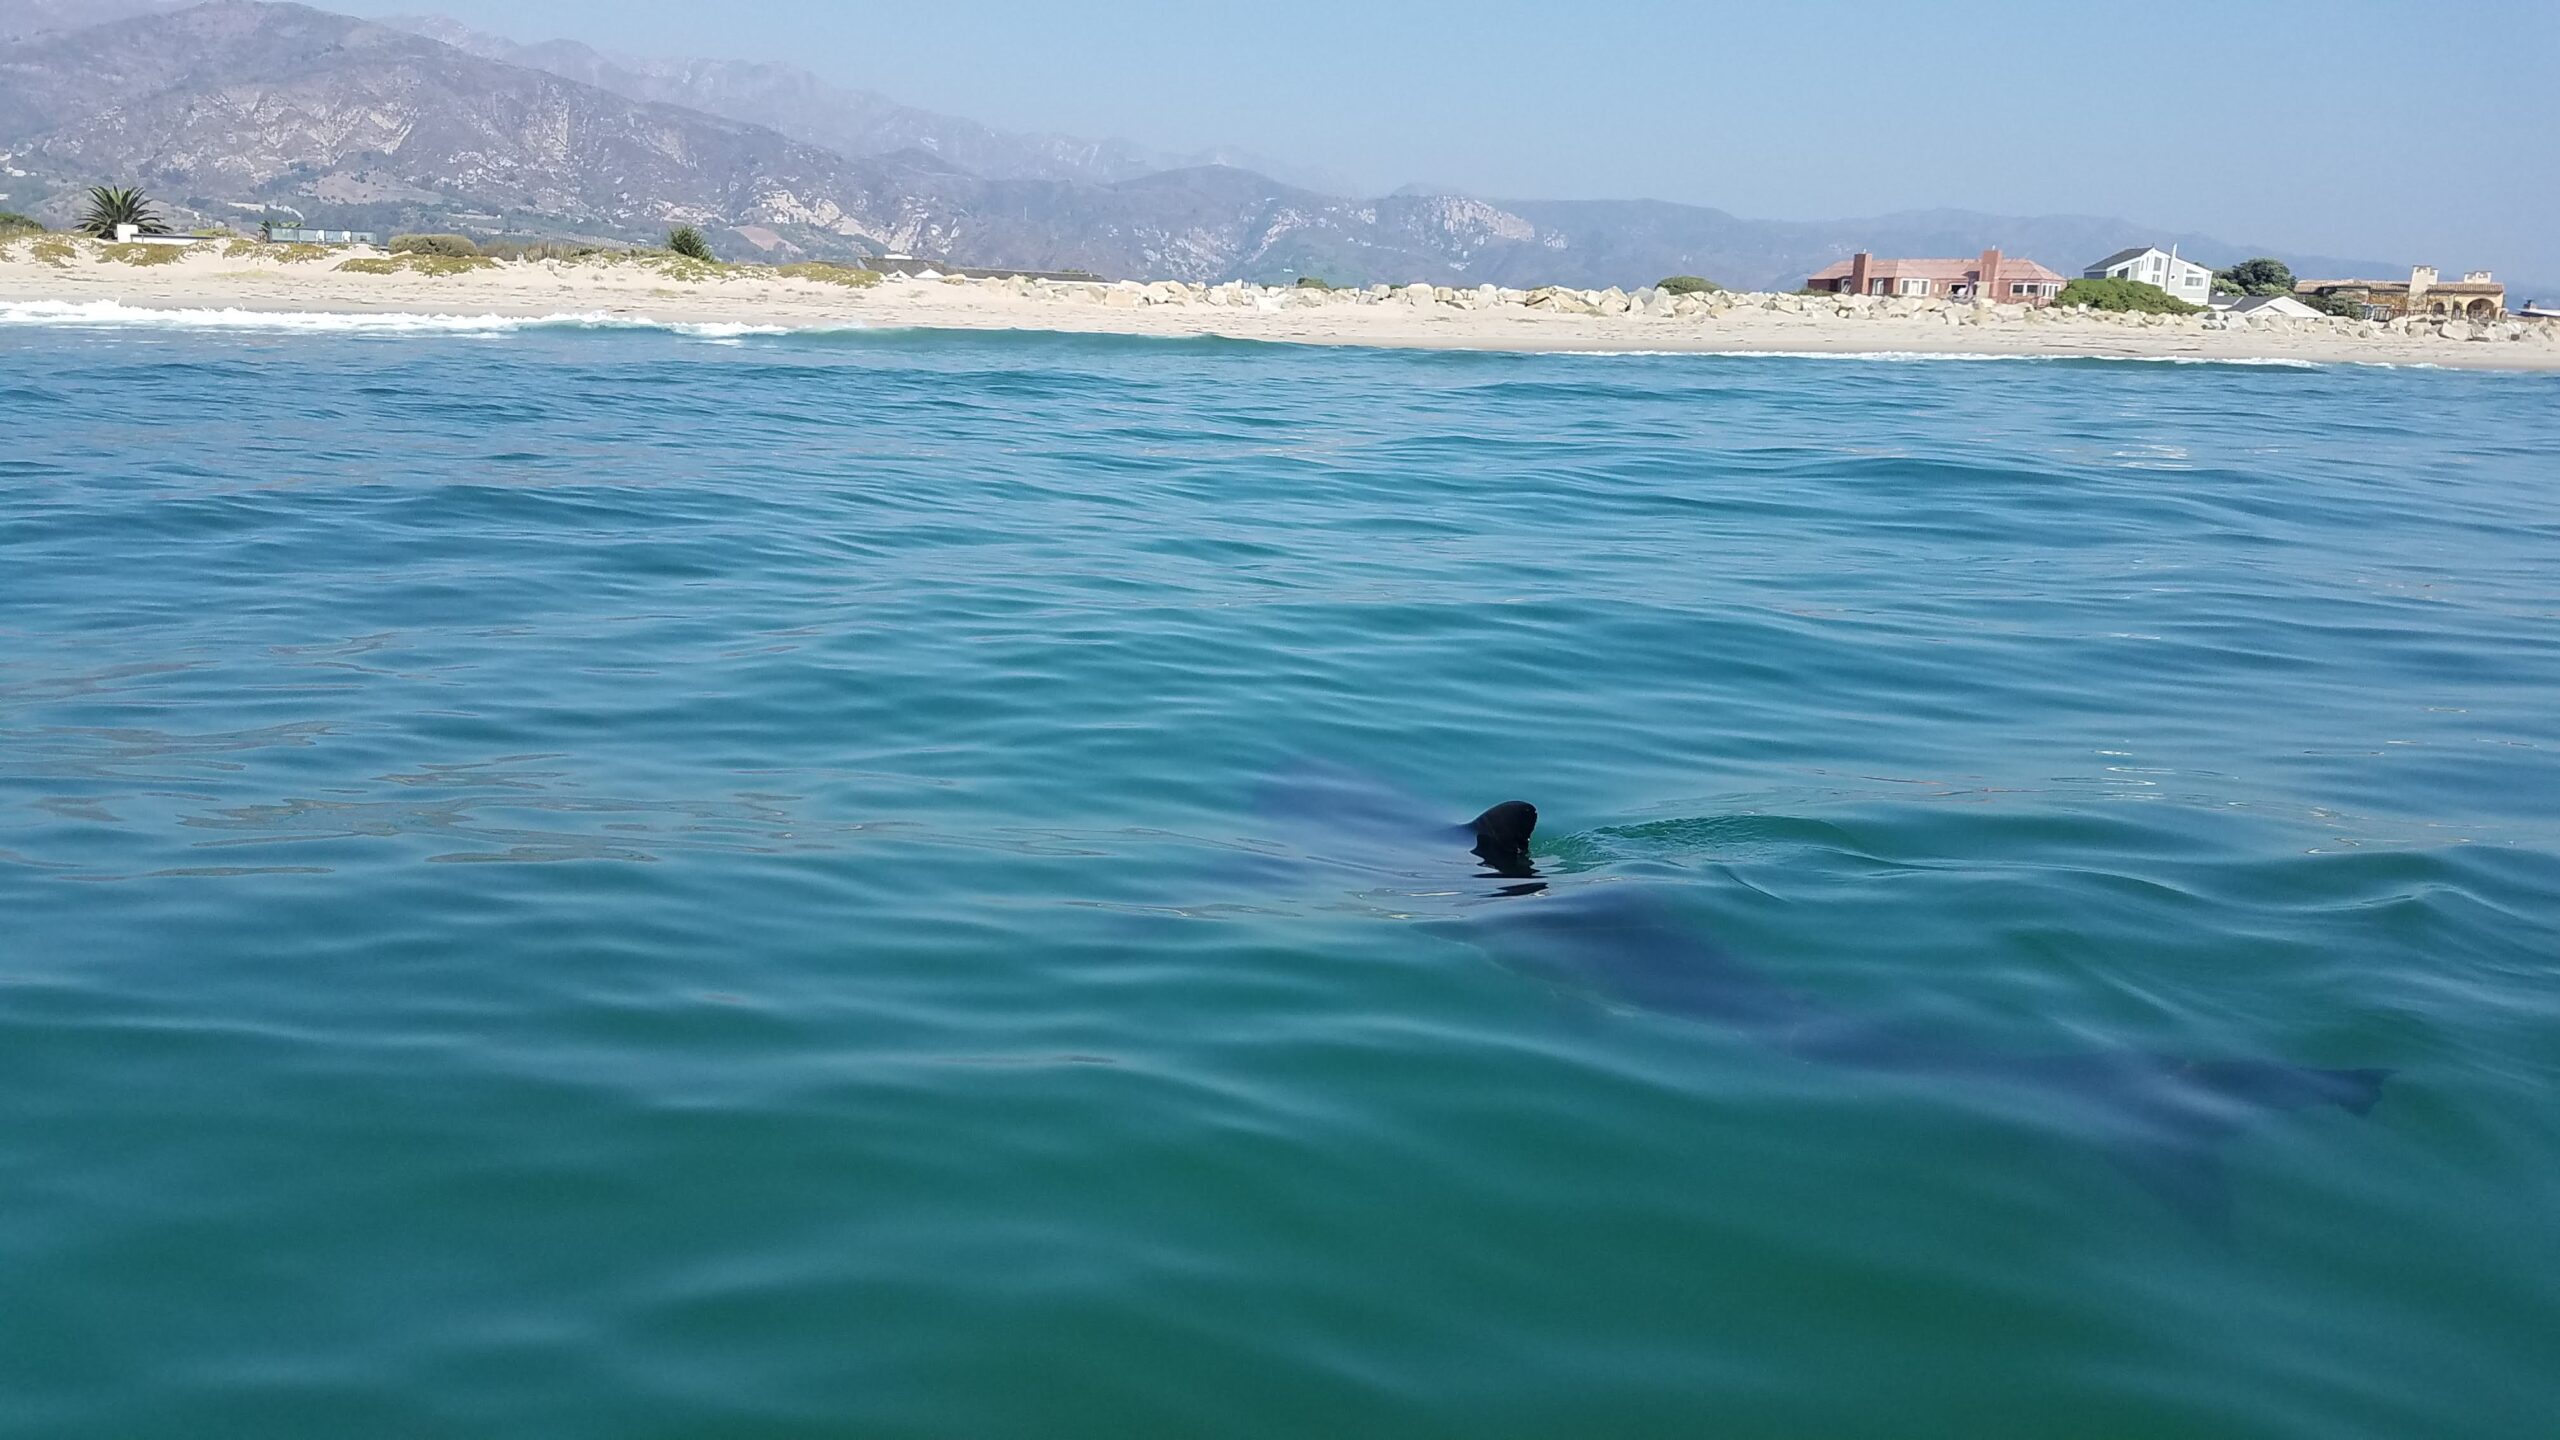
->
[[1804, 248, 2067, 305]]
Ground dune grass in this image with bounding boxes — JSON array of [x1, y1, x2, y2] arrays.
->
[[775, 263, 883, 288], [99, 242, 189, 266], [637, 252, 735, 283], [217, 240, 347, 263], [337, 253, 498, 278]]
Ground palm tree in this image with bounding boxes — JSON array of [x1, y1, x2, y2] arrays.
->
[[78, 185, 168, 237]]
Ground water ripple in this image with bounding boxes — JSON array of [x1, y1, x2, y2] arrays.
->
[[1, 328, 2556, 1438]]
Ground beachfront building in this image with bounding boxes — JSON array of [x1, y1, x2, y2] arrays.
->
[[2083, 246, 2214, 308], [2294, 266, 2504, 320], [1804, 248, 2067, 305]]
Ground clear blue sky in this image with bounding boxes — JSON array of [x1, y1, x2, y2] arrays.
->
[[332, 0, 2560, 283]]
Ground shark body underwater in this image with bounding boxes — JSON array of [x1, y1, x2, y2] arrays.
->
[[1259, 769, 2393, 1232]]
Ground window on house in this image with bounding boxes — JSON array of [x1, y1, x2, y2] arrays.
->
[[1899, 278, 1930, 295]]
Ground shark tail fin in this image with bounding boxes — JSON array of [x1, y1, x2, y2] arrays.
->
[[2107, 1060, 2394, 1235]]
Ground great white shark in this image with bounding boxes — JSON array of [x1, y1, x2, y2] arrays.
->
[[1257, 768, 2393, 1231]]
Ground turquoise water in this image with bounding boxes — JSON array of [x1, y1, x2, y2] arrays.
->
[[3, 323, 2556, 1437]]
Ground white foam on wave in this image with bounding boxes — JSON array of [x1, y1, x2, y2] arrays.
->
[[0, 299, 819, 339]]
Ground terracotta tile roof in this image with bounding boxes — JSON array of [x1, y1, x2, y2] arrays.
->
[[1806, 255, 2066, 284]]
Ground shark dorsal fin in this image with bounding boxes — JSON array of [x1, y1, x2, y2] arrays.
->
[[1469, 801, 1538, 875]]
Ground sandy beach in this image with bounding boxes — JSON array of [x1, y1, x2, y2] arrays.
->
[[5, 237, 2556, 369]]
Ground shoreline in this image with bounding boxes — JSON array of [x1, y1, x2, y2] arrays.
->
[[6, 238, 2557, 371]]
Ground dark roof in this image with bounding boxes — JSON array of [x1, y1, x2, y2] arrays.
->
[[2088, 246, 2157, 269]]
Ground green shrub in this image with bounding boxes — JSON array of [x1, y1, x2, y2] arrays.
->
[[0, 211, 42, 234], [1294, 276, 1332, 289], [775, 262, 883, 288], [2300, 290, 2368, 319], [666, 225, 715, 262], [388, 233, 480, 258], [1656, 275, 1719, 295], [2213, 257, 2295, 298], [2055, 277, 2201, 314]]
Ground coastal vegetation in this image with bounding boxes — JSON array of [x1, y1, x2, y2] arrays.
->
[[2055, 277, 2201, 314], [0, 211, 42, 234], [484, 239, 610, 262], [389, 233, 481, 257], [218, 238, 335, 262], [1295, 276, 1332, 290], [98, 242, 186, 266], [77, 186, 167, 237], [666, 225, 715, 262], [637, 251, 729, 282], [776, 262, 883, 288], [2213, 257, 2296, 297], [336, 253, 498, 277], [1656, 275, 1720, 295], [2299, 290, 2369, 320]]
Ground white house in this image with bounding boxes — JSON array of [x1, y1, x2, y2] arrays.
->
[[2084, 246, 2214, 307]]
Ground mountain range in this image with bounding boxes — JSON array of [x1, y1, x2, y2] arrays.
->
[[0, 0, 2424, 291], [380, 14, 1361, 195]]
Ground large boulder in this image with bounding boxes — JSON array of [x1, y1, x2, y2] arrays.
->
[[1401, 282, 1436, 307]]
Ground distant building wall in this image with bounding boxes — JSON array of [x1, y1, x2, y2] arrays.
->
[[1805, 249, 2063, 305], [2296, 264, 2503, 320]]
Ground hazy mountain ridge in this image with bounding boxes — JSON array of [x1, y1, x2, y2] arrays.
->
[[0, 0, 2424, 291], [0, 0, 172, 41], [380, 13, 1360, 195]]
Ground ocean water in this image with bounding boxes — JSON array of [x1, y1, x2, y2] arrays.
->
[[2, 317, 2555, 1438]]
